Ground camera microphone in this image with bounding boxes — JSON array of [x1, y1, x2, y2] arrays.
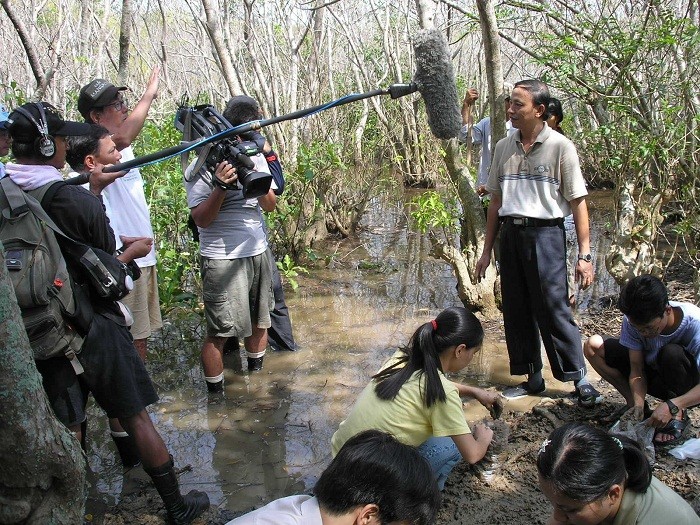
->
[[412, 29, 462, 140]]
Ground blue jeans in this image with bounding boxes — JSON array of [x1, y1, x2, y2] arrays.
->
[[417, 436, 461, 490]]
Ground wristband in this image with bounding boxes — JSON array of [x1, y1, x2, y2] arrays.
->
[[211, 175, 229, 191]]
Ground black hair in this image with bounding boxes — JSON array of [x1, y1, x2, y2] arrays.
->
[[373, 306, 484, 408], [11, 140, 35, 159], [314, 430, 441, 524], [618, 274, 669, 325], [65, 124, 111, 172], [223, 95, 262, 127], [537, 422, 652, 503], [514, 79, 551, 120], [547, 98, 564, 126]]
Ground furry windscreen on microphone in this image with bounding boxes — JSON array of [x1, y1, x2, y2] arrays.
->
[[412, 30, 462, 139]]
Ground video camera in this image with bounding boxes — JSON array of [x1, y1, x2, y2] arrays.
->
[[175, 104, 272, 199]]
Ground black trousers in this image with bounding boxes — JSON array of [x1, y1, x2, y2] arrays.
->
[[499, 221, 585, 382], [604, 339, 699, 400], [267, 249, 297, 352]]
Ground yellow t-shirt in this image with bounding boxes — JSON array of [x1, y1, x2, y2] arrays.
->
[[331, 351, 471, 455]]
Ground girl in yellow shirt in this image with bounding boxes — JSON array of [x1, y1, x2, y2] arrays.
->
[[332, 306, 499, 489]]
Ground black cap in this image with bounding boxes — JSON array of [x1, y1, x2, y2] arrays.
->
[[8, 102, 93, 142], [78, 79, 128, 119]]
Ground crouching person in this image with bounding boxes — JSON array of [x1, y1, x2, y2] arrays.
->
[[5, 102, 209, 524], [584, 274, 700, 447], [227, 430, 441, 524]]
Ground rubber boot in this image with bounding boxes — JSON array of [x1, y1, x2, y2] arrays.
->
[[145, 456, 210, 525], [111, 431, 141, 468]]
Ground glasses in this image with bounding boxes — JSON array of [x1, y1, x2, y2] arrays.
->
[[104, 98, 127, 112]]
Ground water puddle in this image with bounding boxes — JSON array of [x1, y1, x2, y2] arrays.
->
[[86, 189, 617, 515]]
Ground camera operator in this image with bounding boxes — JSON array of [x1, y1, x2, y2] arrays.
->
[[224, 95, 298, 354], [184, 97, 276, 393]]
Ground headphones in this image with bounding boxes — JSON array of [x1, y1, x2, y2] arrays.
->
[[15, 103, 56, 159]]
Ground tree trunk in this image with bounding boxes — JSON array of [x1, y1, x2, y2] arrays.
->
[[1, 0, 47, 91], [117, 0, 133, 85], [476, 0, 507, 145], [0, 249, 87, 524], [605, 180, 663, 285], [201, 0, 241, 97]]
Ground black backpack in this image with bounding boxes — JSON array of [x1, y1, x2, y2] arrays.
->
[[0, 178, 84, 364]]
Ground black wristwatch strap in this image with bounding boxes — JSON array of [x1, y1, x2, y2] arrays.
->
[[666, 399, 679, 415]]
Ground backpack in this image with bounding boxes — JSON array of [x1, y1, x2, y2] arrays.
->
[[0, 178, 84, 364]]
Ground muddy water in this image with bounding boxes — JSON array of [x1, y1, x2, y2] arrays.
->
[[85, 189, 617, 516]]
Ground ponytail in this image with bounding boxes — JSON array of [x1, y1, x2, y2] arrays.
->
[[619, 435, 652, 492], [537, 423, 652, 502], [374, 307, 484, 408]]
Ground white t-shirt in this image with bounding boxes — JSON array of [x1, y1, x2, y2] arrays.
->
[[226, 495, 323, 525], [100, 146, 156, 267]]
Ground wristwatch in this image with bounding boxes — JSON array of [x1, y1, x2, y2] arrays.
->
[[666, 399, 679, 416], [577, 253, 592, 263]]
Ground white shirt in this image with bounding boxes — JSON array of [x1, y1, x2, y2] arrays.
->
[[226, 495, 323, 525], [100, 146, 156, 267]]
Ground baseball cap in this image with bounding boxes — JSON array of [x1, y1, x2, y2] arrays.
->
[[78, 79, 128, 119], [0, 104, 10, 130], [8, 102, 93, 142]]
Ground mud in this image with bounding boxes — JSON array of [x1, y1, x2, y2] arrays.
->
[[86, 191, 699, 524]]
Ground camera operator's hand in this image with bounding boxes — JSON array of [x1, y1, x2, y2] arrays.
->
[[117, 236, 153, 262], [213, 161, 237, 191]]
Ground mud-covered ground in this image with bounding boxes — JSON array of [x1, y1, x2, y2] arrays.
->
[[438, 386, 700, 524], [95, 262, 700, 525]]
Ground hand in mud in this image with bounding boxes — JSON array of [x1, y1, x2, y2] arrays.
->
[[622, 405, 645, 422], [476, 390, 503, 419], [489, 397, 504, 420], [647, 402, 673, 428], [472, 422, 494, 445]]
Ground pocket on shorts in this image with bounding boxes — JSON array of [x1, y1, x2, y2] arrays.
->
[[203, 290, 234, 333]]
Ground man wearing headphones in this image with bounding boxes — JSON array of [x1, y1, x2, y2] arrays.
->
[[77, 68, 162, 361], [4, 102, 209, 525]]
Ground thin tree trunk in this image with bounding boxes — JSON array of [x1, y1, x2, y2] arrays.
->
[[201, 0, 241, 97], [1, 0, 47, 89], [117, 0, 132, 85]]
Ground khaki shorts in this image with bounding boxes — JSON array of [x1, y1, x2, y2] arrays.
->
[[120, 265, 163, 340], [201, 252, 274, 338]]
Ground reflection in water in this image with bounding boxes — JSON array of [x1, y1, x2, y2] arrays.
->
[[86, 189, 618, 515]]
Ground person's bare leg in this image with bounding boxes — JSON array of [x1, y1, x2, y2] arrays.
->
[[119, 410, 169, 469], [133, 338, 147, 361], [201, 336, 227, 378], [584, 335, 633, 405], [201, 335, 227, 391], [245, 326, 268, 371]]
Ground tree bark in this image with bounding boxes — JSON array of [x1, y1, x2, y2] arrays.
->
[[117, 0, 132, 85], [201, 0, 241, 97], [0, 0, 47, 90], [0, 249, 87, 524]]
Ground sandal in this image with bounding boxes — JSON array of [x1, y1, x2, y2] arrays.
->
[[654, 411, 691, 447]]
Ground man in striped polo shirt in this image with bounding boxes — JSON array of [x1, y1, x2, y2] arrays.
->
[[475, 79, 600, 406]]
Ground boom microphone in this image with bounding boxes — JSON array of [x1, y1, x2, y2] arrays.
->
[[103, 30, 461, 173], [412, 29, 462, 140]]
